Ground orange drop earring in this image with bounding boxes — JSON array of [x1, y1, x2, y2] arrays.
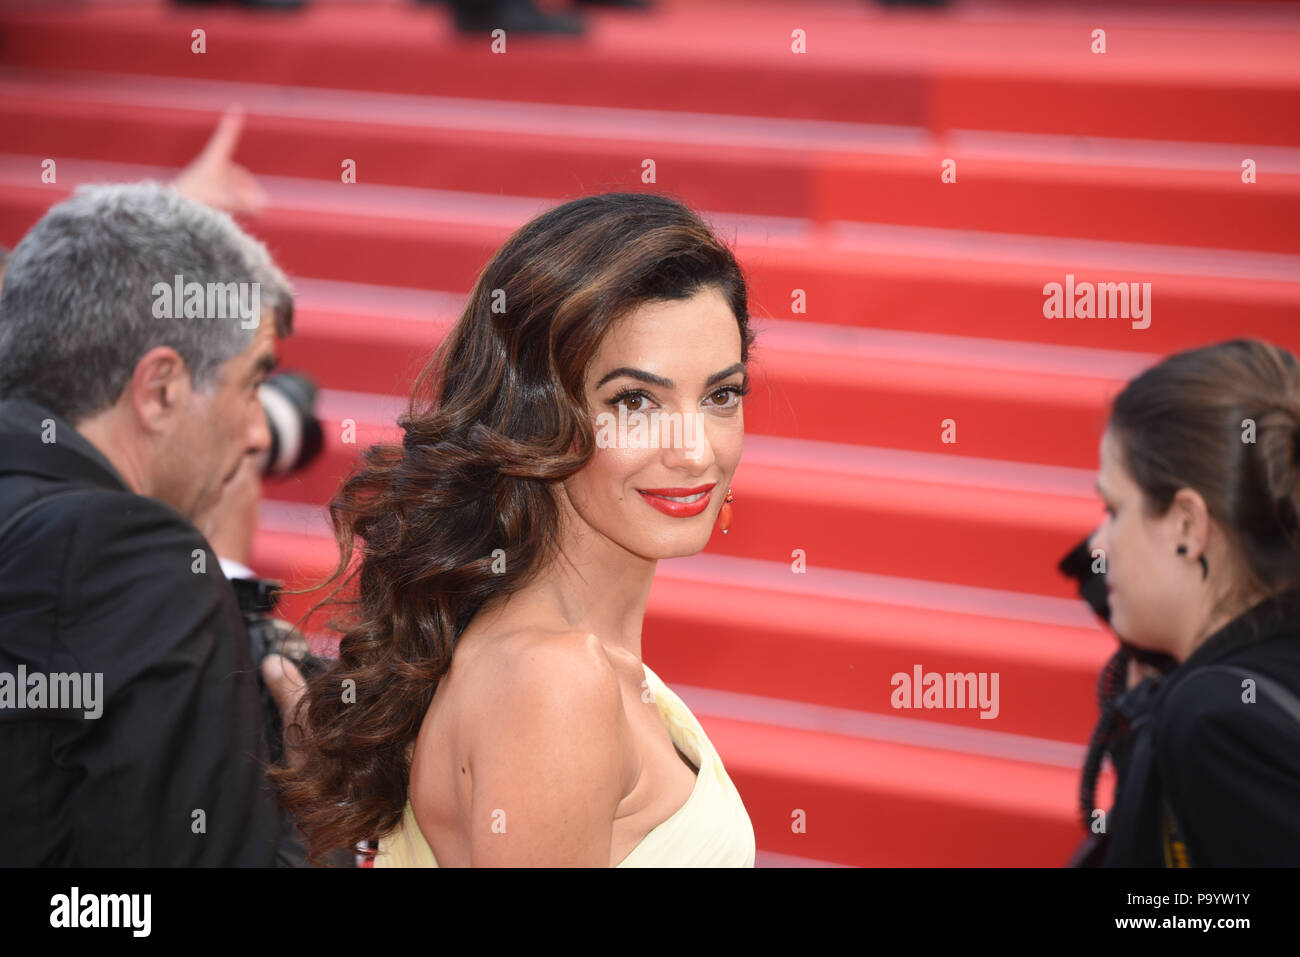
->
[[717, 487, 734, 534]]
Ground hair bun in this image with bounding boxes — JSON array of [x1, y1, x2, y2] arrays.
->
[[1258, 402, 1300, 539]]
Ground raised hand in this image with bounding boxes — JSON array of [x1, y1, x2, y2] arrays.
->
[[173, 106, 269, 215]]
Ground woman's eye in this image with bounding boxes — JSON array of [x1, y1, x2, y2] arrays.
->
[[708, 386, 744, 409], [608, 390, 652, 412], [607, 384, 746, 413]]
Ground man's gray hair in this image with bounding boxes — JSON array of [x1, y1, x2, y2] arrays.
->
[[0, 181, 293, 424]]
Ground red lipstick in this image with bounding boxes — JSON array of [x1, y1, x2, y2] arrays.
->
[[636, 483, 715, 518]]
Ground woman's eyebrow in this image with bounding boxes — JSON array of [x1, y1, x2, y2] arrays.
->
[[704, 363, 746, 387], [596, 362, 746, 390]]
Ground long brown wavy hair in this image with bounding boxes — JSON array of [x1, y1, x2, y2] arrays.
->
[[270, 192, 757, 864]]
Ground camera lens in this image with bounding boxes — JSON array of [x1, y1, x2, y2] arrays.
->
[[259, 371, 324, 477]]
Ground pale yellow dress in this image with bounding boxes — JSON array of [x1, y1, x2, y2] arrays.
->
[[372, 662, 755, 867]]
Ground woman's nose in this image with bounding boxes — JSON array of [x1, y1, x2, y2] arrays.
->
[[660, 411, 713, 469]]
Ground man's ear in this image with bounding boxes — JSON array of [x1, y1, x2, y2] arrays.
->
[[129, 346, 192, 433], [1169, 487, 1211, 554]]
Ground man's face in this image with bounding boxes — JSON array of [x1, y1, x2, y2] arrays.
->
[[163, 315, 277, 522]]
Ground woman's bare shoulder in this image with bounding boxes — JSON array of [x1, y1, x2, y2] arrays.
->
[[410, 625, 630, 836], [445, 628, 635, 864], [455, 626, 626, 727]]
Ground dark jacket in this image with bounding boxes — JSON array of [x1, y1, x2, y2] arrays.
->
[[1101, 585, 1300, 866], [0, 397, 301, 865]]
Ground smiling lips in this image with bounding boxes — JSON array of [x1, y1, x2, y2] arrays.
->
[[637, 483, 716, 517]]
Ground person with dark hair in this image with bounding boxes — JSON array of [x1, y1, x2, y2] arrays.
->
[[272, 192, 756, 866], [1071, 338, 1300, 866]]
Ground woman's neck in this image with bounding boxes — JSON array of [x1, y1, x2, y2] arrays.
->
[[496, 502, 659, 664], [1176, 583, 1269, 663]]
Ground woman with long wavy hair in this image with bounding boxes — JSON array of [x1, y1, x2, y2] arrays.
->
[[272, 192, 758, 867]]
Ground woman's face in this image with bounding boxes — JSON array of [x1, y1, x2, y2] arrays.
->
[[1090, 429, 1193, 656], [562, 286, 746, 561]]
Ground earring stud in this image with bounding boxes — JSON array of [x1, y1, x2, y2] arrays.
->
[[1177, 544, 1208, 579]]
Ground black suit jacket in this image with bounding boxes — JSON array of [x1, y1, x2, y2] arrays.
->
[[1101, 585, 1300, 866], [0, 397, 300, 865]]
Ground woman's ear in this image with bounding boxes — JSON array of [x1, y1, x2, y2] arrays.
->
[[1169, 486, 1211, 554]]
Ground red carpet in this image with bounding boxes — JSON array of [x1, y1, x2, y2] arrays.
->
[[3, 0, 1298, 866]]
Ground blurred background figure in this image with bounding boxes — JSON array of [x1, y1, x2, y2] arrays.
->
[[173, 0, 307, 9], [434, 0, 652, 35], [172, 0, 654, 35]]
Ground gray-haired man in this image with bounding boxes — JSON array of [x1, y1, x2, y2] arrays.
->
[[0, 182, 305, 865]]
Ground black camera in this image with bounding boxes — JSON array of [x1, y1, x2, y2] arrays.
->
[[230, 575, 332, 765], [1058, 536, 1176, 672], [230, 369, 331, 760]]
